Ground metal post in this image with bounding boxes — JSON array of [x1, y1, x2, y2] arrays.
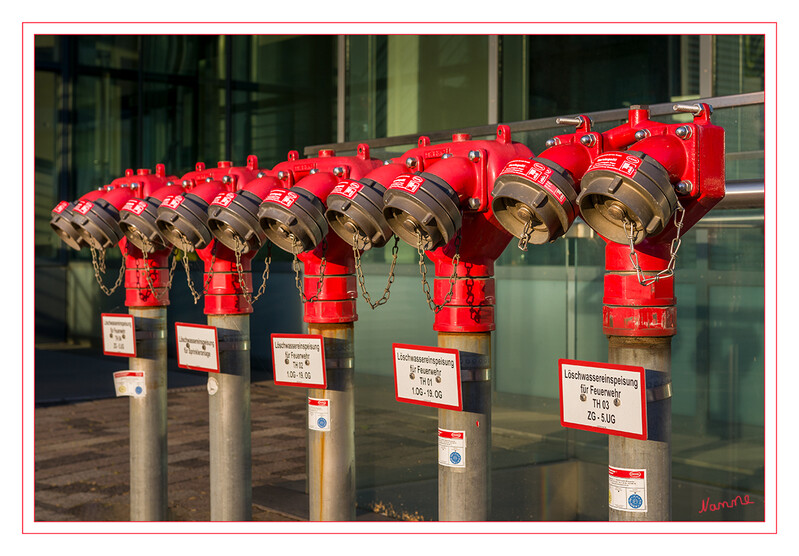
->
[[208, 313, 252, 521], [307, 322, 356, 521], [129, 306, 168, 521], [437, 331, 491, 521], [608, 336, 672, 521]]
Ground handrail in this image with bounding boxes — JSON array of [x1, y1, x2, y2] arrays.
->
[[304, 92, 765, 156]]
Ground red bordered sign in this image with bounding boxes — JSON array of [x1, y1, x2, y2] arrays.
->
[[101, 313, 136, 357], [175, 322, 220, 373], [393, 343, 462, 411], [558, 358, 647, 440], [271, 333, 327, 388]]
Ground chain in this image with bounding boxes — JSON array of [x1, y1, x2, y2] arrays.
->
[[202, 242, 217, 295], [353, 234, 399, 309], [233, 236, 271, 304], [90, 246, 125, 296], [417, 231, 461, 313], [137, 236, 177, 303], [292, 236, 327, 303], [140, 239, 163, 302], [174, 230, 202, 304], [624, 201, 686, 286], [517, 218, 533, 252]]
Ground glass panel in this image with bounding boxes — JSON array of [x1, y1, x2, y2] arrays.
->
[[347, 36, 489, 138], [346, 36, 388, 141], [142, 36, 201, 77], [35, 70, 61, 260], [504, 36, 700, 120], [141, 80, 197, 175], [73, 74, 138, 194], [714, 35, 765, 95], [230, 36, 337, 160], [34, 35, 60, 64], [76, 36, 139, 70]]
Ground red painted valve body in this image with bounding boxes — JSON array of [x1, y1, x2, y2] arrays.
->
[[392, 126, 533, 332], [600, 104, 725, 336], [263, 145, 383, 323], [177, 157, 263, 315]]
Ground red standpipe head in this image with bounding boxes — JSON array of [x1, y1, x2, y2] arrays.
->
[[206, 170, 283, 254], [194, 239, 257, 315], [491, 114, 656, 245], [324, 161, 411, 251], [118, 169, 184, 253], [70, 173, 140, 250], [155, 157, 260, 252], [258, 144, 382, 254], [119, 237, 174, 308], [577, 103, 725, 248], [51, 187, 107, 250], [258, 145, 382, 324], [382, 125, 534, 332], [579, 103, 726, 337]]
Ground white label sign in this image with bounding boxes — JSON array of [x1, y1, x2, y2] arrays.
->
[[438, 428, 466, 468], [113, 371, 146, 398], [271, 334, 326, 388], [393, 343, 462, 411], [559, 359, 647, 440], [609, 466, 648, 513], [101, 313, 136, 357], [308, 398, 331, 432], [175, 322, 219, 372]]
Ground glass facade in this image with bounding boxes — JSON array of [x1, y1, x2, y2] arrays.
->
[[34, 34, 765, 521]]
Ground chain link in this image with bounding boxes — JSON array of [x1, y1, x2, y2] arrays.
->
[[353, 234, 399, 309], [174, 231, 203, 303], [417, 231, 461, 313], [517, 218, 533, 252], [292, 236, 327, 303], [138, 236, 177, 303], [624, 201, 686, 286], [90, 246, 125, 296], [232, 236, 271, 304]]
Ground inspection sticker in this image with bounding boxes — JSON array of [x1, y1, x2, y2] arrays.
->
[[588, 152, 643, 178], [210, 191, 236, 207], [308, 398, 331, 432], [389, 174, 425, 194], [609, 466, 648, 513], [331, 179, 363, 199], [113, 371, 146, 398], [393, 343, 462, 411], [122, 199, 148, 215], [559, 358, 647, 440], [438, 429, 466, 468], [161, 194, 184, 210], [264, 189, 299, 208], [271, 334, 327, 388], [101, 313, 136, 357], [175, 322, 219, 372]]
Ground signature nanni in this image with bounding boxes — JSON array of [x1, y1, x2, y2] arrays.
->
[[699, 494, 755, 514]]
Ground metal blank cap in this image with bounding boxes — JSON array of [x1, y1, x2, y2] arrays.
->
[[382, 173, 461, 251], [119, 198, 169, 253], [257, 190, 328, 254], [576, 151, 677, 245], [155, 193, 215, 251], [491, 157, 578, 245], [50, 204, 85, 250], [71, 199, 124, 250], [325, 179, 393, 250], [207, 190, 266, 254]]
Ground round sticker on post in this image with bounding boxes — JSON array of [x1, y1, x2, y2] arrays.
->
[[308, 398, 331, 432], [438, 428, 466, 469]]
